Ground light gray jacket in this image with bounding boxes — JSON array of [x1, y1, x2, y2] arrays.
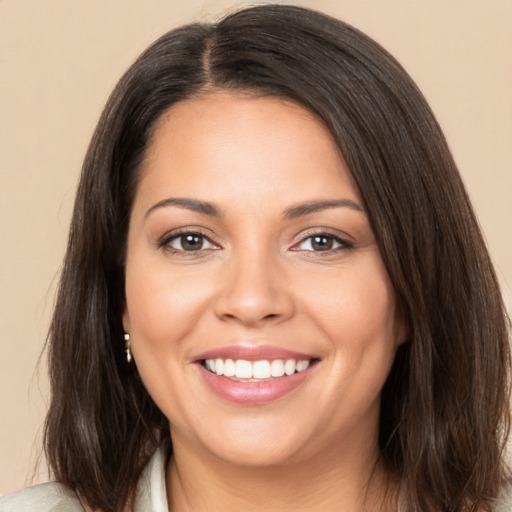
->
[[0, 447, 168, 512]]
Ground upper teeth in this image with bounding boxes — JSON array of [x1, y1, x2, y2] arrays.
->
[[204, 359, 311, 380]]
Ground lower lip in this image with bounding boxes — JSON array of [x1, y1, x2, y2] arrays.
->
[[197, 364, 315, 405]]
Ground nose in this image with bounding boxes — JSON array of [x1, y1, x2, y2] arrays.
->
[[213, 249, 294, 328]]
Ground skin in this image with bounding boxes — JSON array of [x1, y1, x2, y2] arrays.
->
[[123, 92, 405, 511]]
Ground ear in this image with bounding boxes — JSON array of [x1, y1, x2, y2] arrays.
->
[[122, 301, 131, 333]]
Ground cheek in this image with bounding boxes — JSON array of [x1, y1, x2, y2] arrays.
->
[[300, 261, 399, 350], [124, 259, 213, 345], [123, 261, 211, 424], [312, 268, 400, 413], [300, 257, 401, 406]]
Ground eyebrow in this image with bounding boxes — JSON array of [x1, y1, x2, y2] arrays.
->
[[144, 197, 222, 219], [144, 197, 364, 220], [283, 199, 364, 219]]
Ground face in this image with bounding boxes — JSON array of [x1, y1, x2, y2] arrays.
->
[[123, 92, 404, 468]]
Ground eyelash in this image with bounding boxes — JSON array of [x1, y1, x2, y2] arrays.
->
[[291, 230, 354, 254], [159, 229, 219, 254], [158, 229, 353, 255]]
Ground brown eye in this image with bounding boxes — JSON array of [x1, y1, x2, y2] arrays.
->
[[180, 234, 204, 251], [295, 233, 351, 252], [310, 235, 333, 251], [164, 232, 217, 252]]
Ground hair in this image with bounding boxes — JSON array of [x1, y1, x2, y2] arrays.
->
[[44, 4, 511, 512]]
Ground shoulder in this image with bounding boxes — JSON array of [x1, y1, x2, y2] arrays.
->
[[0, 444, 169, 512], [0, 482, 85, 512]]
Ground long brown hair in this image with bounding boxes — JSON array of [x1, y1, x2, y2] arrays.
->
[[44, 5, 511, 511]]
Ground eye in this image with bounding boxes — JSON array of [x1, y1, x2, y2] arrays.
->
[[162, 232, 218, 252], [295, 233, 351, 252]]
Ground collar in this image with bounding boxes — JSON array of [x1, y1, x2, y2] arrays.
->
[[133, 445, 169, 512]]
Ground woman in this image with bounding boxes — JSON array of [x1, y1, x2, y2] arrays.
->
[[1, 4, 510, 511]]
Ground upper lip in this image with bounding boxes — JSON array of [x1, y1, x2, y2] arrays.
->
[[193, 345, 318, 363]]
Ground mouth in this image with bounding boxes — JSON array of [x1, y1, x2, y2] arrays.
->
[[201, 357, 317, 382], [193, 346, 320, 404]]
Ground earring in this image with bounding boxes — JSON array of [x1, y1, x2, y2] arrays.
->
[[124, 333, 132, 363]]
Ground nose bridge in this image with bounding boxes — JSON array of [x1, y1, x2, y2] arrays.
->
[[214, 241, 293, 326]]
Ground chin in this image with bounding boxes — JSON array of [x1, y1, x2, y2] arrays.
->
[[177, 414, 316, 468], [207, 438, 305, 468]]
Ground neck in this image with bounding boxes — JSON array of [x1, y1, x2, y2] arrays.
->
[[166, 430, 397, 512]]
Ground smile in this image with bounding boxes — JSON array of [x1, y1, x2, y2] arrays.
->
[[194, 347, 319, 404], [203, 358, 312, 381]]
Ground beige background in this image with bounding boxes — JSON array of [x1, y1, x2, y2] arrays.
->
[[1, 0, 511, 495]]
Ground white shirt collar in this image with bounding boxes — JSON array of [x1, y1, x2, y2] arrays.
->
[[133, 444, 169, 512]]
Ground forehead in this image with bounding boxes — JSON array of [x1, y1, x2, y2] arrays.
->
[[134, 92, 361, 212]]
